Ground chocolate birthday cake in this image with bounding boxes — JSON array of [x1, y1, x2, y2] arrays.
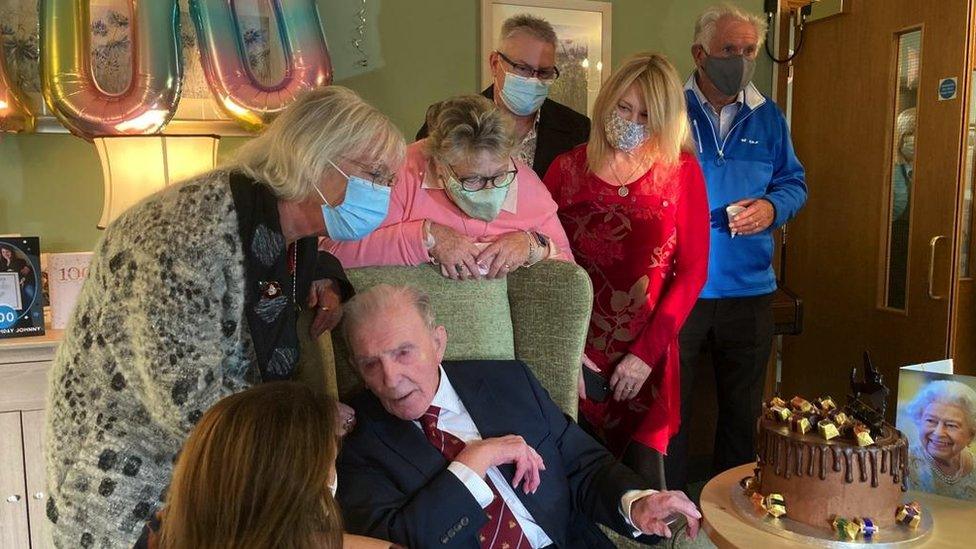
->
[[744, 354, 920, 540]]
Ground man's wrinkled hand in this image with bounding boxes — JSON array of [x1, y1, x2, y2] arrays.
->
[[455, 435, 546, 494], [630, 490, 702, 539]]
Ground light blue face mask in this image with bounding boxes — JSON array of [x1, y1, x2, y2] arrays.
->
[[315, 161, 391, 241], [499, 72, 551, 116]]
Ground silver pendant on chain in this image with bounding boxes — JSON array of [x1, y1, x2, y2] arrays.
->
[[617, 186, 629, 197]]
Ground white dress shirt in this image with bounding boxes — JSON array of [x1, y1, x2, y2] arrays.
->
[[416, 367, 656, 546]]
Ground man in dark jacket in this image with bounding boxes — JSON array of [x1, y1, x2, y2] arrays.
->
[[416, 14, 589, 179], [336, 284, 702, 548]]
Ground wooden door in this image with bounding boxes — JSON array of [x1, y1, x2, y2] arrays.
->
[[782, 0, 972, 407], [0, 411, 29, 548], [21, 410, 52, 549]]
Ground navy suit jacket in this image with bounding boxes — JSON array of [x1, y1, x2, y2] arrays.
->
[[337, 360, 656, 548]]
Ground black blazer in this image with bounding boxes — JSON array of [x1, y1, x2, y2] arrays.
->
[[336, 360, 656, 548], [416, 86, 590, 179]]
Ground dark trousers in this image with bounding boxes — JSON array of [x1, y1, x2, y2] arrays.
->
[[664, 293, 774, 491]]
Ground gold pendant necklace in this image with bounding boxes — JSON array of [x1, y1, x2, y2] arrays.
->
[[608, 154, 644, 197]]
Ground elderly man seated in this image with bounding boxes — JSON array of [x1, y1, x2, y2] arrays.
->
[[335, 284, 701, 548]]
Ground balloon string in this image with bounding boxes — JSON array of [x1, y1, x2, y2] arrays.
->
[[352, 0, 368, 67]]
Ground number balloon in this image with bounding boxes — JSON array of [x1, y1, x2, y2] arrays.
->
[[0, 51, 35, 132], [189, 0, 333, 132], [40, 0, 183, 139]]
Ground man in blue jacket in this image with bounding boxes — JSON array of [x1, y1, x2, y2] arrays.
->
[[665, 4, 807, 491]]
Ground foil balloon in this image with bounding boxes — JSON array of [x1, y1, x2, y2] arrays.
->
[[189, 0, 333, 132], [40, 1, 183, 139], [0, 52, 35, 132]]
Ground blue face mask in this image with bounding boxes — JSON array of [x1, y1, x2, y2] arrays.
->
[[499, 72, 550, 116], [315, 161, 391, 241]]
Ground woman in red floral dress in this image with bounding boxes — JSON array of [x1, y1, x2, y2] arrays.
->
[[543, 52, 709, 481]]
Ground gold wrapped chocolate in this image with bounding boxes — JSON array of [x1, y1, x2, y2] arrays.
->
[[832, 517, 860, 540], [896, 502, 922, 528], [831, 411, 849, 426], [854, 425, 875, 447], [769, 396, 787, 408], [791, 416, 812, 435], [764, 494, 786, 518], [818, 420, 840, 440], [816, 396, 837, 412], [789, 396, 813, 413], [769, 406, 792, 422]]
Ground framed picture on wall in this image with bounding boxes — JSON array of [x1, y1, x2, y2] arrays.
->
[[0, 0, 285, 135], [480, 0, 611, 117]]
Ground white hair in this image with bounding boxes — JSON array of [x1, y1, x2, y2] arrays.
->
[[907, 380, 976, 438], [342, 284, 437, 349], [694, 3, 768, 52]]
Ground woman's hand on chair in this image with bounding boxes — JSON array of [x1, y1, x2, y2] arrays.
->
[[307, 279, 343, 338], [428, 222, 483, 280], [476, 231, 531, 279], [609, 353, 652, 401]]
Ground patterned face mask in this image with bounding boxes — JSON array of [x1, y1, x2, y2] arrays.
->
[[604, 110, 649, 152]]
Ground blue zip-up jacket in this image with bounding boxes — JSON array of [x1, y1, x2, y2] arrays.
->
[[685, 77, 807, 298]]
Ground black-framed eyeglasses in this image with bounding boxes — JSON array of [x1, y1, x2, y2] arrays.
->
[[495, 51, 559, 82], [447, 159, 518, 192], [342, 157, 397, 188]]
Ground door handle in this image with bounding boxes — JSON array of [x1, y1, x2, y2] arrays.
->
[[928, 235, 948, 300]]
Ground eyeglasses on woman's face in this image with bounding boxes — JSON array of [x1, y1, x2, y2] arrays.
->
[[341, 157, 397, 188], [446, 158, 518, 192]]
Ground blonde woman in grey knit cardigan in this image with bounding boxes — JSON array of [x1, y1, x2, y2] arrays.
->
[[44, 86, 405, 548]]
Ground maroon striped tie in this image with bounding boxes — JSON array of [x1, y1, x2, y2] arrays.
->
[[420, 406, 527, 549]]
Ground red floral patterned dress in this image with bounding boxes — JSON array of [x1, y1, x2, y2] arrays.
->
[[543, 145, 709, 455]]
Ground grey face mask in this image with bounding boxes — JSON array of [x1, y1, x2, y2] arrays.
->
[[604, 110, 649, 152], [702, 55, 755, 97]]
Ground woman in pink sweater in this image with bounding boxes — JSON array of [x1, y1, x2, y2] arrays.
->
[[323, 94, 573, 279]]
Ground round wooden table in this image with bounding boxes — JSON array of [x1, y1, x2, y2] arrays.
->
[[701, 464, 974, 548]]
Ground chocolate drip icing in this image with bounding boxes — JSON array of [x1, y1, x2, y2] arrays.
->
[[808, 445, 816, 477], [756, 420, 909, 489], [869, 449, 879, 487], [843, 449, 854, 483], [819, 445, 827, 480]]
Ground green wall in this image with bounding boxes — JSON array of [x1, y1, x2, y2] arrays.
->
[[0, 0, 771, 253]]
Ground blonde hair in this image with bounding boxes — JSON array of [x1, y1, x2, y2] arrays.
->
[[587, 52, 693, 172], [694, 3, 768, 53], [424, 94, 516, 166], [500, 14, 557, 47], [229, 86, 405, 201], [159, 382, 343, 549]]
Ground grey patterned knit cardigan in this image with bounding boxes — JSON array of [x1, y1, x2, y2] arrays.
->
[[45, 171, 258, 548]]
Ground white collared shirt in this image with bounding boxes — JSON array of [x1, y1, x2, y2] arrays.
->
[[417, 367, 656, 545], [689, 74, 744, 142]]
